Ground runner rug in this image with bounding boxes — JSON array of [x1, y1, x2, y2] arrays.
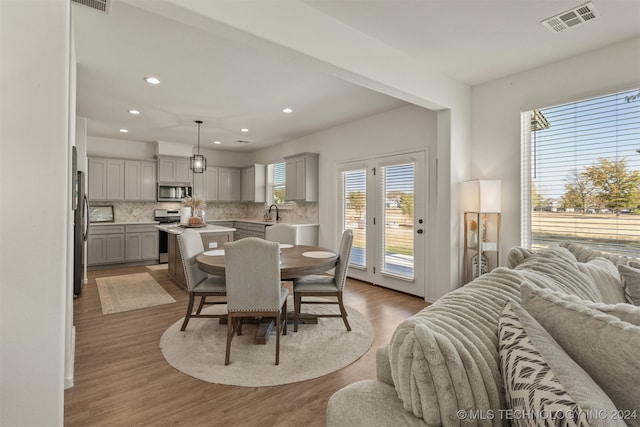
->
[[96, 272, 176, 315], [160, 299, 373, 387]]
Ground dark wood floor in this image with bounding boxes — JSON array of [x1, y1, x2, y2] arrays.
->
[[65, 265, 428, 426]]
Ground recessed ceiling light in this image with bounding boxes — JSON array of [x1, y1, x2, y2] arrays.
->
[[282, 108, 293, 114], [241, 128, 249, 132], [119, 129, 129, 133], [144, 76, 160, 85], [128, 109, 140, 115], [214, 141, 221, 145]]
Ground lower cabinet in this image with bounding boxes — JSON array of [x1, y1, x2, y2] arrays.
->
[[88, 223, 158, 267], [233, 221, 267, 240]]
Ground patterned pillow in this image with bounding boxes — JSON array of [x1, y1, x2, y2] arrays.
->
[[618, 264, 640, 305], [499, 302, 624, 427]]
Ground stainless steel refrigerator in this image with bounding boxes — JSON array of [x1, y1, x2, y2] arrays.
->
[[72, 147, 89, 297]]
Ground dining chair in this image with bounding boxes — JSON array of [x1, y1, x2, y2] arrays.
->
[[292, 229, 353, 332], [224, 237, 289, 365], [264, 223, 297, 245], [177, 229, 227, 331]]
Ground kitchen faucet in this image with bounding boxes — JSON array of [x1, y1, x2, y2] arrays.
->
[[268, 204, 280, 222]]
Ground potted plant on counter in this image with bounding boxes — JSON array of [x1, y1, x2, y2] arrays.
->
[[182, 196, 206, 227]]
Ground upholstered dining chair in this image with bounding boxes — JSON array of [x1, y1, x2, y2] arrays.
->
[[177, 229, 227, 331], [292, 229, 353, 332], [264, 223, 297, 245], [224, 237, 289, 365]]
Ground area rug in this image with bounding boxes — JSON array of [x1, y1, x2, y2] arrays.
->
[[146, 264, 168, 271], [160, 299, 374, 386], [96, 272, 176, 315]]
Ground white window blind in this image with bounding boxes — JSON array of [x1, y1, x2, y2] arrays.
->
[[379, 162, 415, 279], [268, 162, 287, 204], [340, 168, 367, 268], [524, 88, 640, 256]]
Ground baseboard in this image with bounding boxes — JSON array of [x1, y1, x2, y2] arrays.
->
[[64, 326, 75, 390]]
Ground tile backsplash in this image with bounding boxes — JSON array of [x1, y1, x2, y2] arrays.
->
[[105, 201, 319, 224]]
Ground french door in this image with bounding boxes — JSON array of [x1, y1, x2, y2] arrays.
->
[[339, 151, 426, 297]]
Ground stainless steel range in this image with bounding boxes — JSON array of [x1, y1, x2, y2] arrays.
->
[[155, 209, 180, 263]]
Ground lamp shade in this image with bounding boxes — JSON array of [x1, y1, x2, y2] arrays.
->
[[462, 179, 501, 213]]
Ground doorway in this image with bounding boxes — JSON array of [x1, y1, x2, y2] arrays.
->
[[338, 151, 426, 297]]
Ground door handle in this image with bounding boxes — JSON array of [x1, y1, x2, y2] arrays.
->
[[417, 229, 423, 234]]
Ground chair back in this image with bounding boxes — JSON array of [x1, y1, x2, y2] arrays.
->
[[334, 229, 353, 291], [177, 229, 207, 291], [224, 237, 282, 312], [264, 223, 297, 245]]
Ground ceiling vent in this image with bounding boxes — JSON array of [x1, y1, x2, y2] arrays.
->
[[541, 2, 597, 33], [233, 140, 251, 144], [71, 0, 110, 14]]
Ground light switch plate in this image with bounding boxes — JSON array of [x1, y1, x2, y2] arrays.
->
[[209, 242, 217, 248]]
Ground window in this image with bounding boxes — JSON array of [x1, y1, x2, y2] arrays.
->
[[339, 166, 367, 269], [267, 162, 290, 206], [522, 88, 640, 256]]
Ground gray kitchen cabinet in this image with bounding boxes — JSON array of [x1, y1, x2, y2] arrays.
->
[[218, 168, 241, 201], [204, 166, 219, 201], [157, 156, 192, 184], [284, 153, 319, 202], [89, 157, 124, 201], [233, 221, 267, 240], [241, 164, 266, 202], [87, 224, 125, 265], [124, 224, 158, 261], [124, 160, 156, 201]]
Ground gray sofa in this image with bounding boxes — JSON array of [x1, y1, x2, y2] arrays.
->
[[327, 243, 640, 426]]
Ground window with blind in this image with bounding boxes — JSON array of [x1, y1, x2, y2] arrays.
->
[[522, 87, 640, 256], [340, 167, 367, 268], [379, 162, 415, 279], [268, 162, 287, 205]]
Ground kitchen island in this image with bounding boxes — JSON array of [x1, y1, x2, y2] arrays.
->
[[156, 223, 235, 289]]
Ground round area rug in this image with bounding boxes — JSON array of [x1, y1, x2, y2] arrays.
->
[[160, 298, 374, 387]]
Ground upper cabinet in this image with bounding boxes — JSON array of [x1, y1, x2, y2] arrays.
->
[[284, 153, 319, 202], [218, 167, 241, 201], [157, 156, 192, 184], [241, 164, 266, 202], [88, 158, 124, 201], [124, 160, 156, 201]]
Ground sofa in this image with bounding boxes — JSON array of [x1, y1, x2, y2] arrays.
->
[[327, 243, 640, 426]]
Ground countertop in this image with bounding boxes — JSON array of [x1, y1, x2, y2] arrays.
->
[[90, 221, 159, 226], [156, 223, 236, 235], [208, 219, 319, 227]]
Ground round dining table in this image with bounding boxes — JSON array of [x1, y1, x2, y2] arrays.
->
[[195, 244, 338, 280], [196, 244, 338, 345]]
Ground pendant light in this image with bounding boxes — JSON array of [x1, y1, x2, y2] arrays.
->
[[190, 120, 207, 173]]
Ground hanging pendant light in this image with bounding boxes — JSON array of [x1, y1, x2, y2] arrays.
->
[[190, 120, 207, 173]]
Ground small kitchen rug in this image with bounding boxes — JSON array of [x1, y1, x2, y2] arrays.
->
[[96, 272, 175, 315]]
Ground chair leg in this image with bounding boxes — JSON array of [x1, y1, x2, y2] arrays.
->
[[195, 295, 207, 314], [275, 312, 280, 365], [225, 314, 234, 365], [338, 294, 351, 332], [282, 299, 287, 336], [180, 293, 196, 331], [293, 292, 301, 332]]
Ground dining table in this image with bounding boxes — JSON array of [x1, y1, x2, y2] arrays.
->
[[196, 244, 339, 344]]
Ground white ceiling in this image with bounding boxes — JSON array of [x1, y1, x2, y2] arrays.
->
[[73, 0, 640, 152]]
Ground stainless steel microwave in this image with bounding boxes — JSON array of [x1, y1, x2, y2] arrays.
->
[[157, 184, 192, 202]]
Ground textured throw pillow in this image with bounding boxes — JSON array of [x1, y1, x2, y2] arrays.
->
[[618, 264, 640, 305], [575, 257, 626, 304], [507, 246, 535, 268], [499, 302, 624, 427], [548, 291, 640, 326], [521, 284, 640, 426]]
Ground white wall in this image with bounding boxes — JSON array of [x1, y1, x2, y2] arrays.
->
[[0, 0, 70, 425], [252, 104, 442, 297], [471, 37, 640, 261]]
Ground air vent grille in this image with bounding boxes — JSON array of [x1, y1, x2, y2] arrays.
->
[[233, 140, 251, 144], [71, 0, 110, 14], [541, 2, 597, 33]]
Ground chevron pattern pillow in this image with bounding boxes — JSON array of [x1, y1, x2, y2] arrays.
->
[[498, 302, 625, 427]]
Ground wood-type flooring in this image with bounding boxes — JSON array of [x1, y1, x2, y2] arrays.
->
[[65, 265, 429, 427]]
